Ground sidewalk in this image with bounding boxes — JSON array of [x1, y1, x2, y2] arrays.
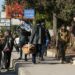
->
[[1, 48, 75, 75], [18, 61, 75, 75]]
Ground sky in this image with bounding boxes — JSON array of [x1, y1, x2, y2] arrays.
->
[[0, 0, 5, 12]]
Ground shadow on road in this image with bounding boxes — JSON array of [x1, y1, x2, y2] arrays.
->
[[0, 70, 16, 75]]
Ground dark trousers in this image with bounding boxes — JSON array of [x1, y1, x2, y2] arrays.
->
[[32, 53, 36, 63], [36, 44, 42, 57], [31, 44, 45, 63], [0, 51, 2, 66], [59, 41, 67, 61], [36, 44, 44, 59], [4, 52, 11, 69], [32, 44, 42, 64], [42, 44, 47, 56], [31, 44, 43, 63]]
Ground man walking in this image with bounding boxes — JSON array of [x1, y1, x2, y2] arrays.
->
[[57, 25, 70, 63]]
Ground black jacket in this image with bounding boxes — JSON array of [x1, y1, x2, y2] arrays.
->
[[3, 36, 14, 52], [30, 25, 46, 44], [0, 41, 3, 52]]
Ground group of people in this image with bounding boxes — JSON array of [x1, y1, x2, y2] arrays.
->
[[0, 30, 14, 71], [15, 19, 72, 65], [0, 19, 51, 71], [0, 19, 73, 71], [14, 19, 51, 64]]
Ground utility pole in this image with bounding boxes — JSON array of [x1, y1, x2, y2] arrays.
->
[[53, 12, 57, 47]]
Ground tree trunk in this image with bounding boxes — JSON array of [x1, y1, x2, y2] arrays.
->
[[53, 12, 57, 47]]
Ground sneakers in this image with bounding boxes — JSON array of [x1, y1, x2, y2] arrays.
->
[[39, 57, 44, 61], [61, 60, 67, 64]]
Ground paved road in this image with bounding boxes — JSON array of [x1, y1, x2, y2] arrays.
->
[[1, 48, 75, 75], [0, 71, 16, 75]]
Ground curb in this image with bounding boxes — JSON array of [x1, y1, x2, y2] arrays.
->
[[18, 67, 27, 75]]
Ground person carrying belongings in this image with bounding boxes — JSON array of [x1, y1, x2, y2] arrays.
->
[[57, 25, 70, 64], [3, 30, 14, 70], [0, 34, 4, 71], [17, 20, 31, 61]]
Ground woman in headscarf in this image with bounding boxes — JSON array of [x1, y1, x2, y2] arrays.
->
[[3, 30, 14, 70]]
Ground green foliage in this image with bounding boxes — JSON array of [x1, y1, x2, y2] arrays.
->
[[45, 0, 75, 21], [56, 0, 75, 21], [4, 0, 75, 28], [46, 21, 53, 29], [1, 26, 6, 34]]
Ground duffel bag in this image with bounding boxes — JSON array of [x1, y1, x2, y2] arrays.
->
[[22, 44, 36, 54]]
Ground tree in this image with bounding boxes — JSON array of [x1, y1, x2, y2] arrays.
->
[[4, 0, 75, 26]]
